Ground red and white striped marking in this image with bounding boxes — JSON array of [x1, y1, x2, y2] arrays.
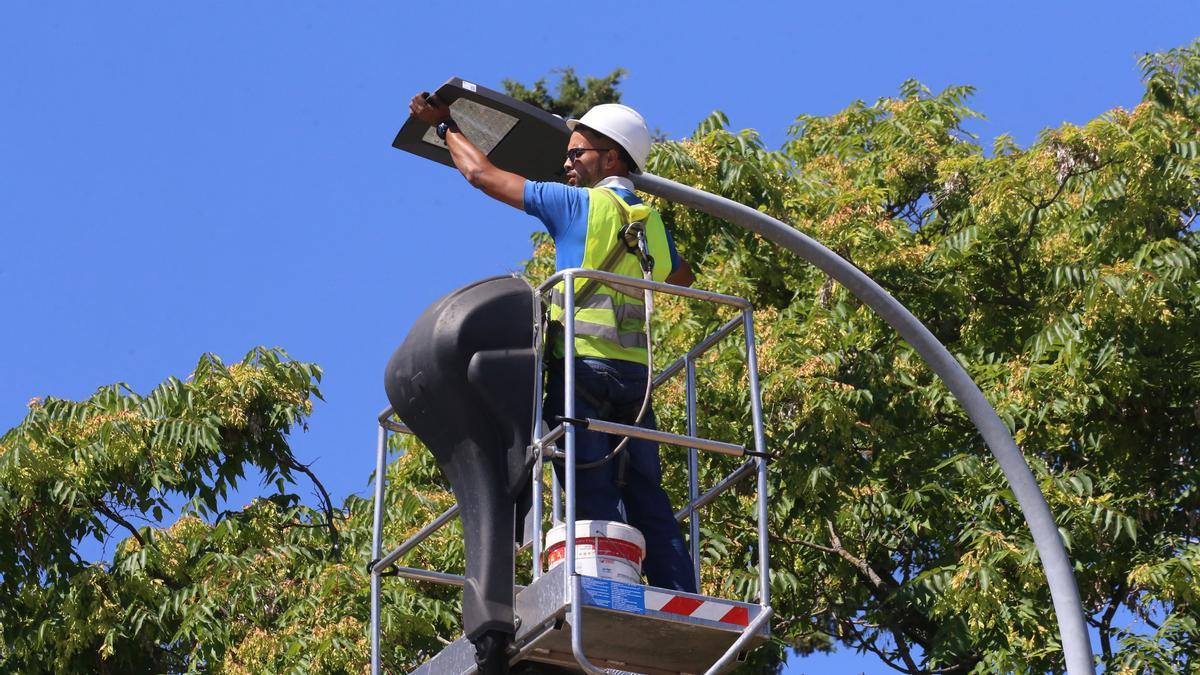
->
[[644, 589, 750, 626]]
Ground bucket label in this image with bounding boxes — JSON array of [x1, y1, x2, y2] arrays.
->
[[545, 537, 643, 566], [580, 576, 646, 614]]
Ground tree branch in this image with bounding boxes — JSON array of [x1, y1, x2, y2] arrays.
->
[[826, 519, 891, 592], [1132, 595, 1162, 630], [788, 537, 839, 554], [1098, 579, 1127, 665], [831, 611, 917, 674], [1007, 160, 1113, 300], [821, 520, 980, 668], [281, 455, 340, 560], [95, 500, 145, 546]]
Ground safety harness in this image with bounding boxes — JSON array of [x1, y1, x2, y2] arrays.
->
[[547, 188, 658, 486]]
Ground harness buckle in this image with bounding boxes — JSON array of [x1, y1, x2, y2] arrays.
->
[[619, 220, 655, 275]]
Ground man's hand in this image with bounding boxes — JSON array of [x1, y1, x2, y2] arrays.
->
[[410, 92, 451, 126], [407, 89, 525, 209], [666, 259, 696, 288]]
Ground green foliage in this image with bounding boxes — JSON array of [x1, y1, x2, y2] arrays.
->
[[2, 347, 322, 582], [625, 41, 1199, 673], [0, 348, 465, 673], [0, 348, 324, 671], [502, 67, 626, 119]]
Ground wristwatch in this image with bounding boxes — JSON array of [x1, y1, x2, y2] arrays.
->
[[435, 120, 457, 140]]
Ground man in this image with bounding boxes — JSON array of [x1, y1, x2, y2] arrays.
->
[[409, 93, 697, 593]]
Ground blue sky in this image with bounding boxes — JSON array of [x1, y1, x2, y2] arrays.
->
[[3, 2, 1197, 672]]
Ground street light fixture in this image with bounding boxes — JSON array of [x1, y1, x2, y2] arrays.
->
[[392, 77, 569, 182]]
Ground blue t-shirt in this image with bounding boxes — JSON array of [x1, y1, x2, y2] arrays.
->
[[523, 181, 683, 273]]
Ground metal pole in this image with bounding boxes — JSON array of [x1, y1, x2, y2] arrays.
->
[[570, 575, 609, 675], [686, 357, 701, 592], [563, 271, 578, 595], [376, 504, 460, 570], [654, 316, 744, 386], [675, 460, 757, 521], [562, 272, 607, 674], [370, 421, 388, 675], [704, 607, 774, 675], [556, 418, 746, 457], [537, 268, 750, 310], [532, 449, 545, 579], [531, 288, 547, 579], [634, 172, 1095, 675], [742, 309, 771, 608]]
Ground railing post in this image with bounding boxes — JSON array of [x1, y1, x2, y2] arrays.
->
[[370, 421, 388, 675], [562, 272, 578, 593], [531, 289, 547, 579], [742, 308, 771, 608], [562, 272, 606, 674], [686, 356, 701, 592]]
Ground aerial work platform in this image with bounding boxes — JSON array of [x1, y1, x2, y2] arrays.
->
[[372, 270, 773, 674]]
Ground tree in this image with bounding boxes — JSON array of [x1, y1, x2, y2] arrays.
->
[[633, 42, 1199, 672], [503, 67, 627, 119], [0, 349, 460, 672]]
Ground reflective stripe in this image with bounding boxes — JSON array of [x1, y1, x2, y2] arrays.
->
[[605, 280, 646, 300], [550, 291, 648, 349], [549, 290, 647, 324], [573, 317, 649, 349], [615, 302, 645, 325]]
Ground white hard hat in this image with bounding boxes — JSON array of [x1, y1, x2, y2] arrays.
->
[[567, 103, 651, 173]]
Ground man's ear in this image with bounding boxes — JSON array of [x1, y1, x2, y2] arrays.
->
[[605, 149, 623, 174]]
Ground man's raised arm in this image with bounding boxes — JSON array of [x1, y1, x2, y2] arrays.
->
[[409, 93, 526, 210]]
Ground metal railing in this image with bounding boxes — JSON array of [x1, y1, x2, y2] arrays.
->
[[369, 269, 772, 675]]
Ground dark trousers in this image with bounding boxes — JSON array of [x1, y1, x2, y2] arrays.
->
[[544, 357, 698, 593]]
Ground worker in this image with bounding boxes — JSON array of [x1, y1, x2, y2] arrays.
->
[[408, 93, 698, 593]]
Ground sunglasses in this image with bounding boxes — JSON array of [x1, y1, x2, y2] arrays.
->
[[565, 147, 613, 162]]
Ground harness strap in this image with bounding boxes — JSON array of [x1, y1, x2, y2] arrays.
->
[[573, 188, 642, 309], [548, 189, 655, 482]]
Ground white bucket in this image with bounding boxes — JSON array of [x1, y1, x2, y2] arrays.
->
[[545, 520, 646, 585]]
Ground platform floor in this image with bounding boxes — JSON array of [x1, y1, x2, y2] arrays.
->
[[411, 564, 768, 674]]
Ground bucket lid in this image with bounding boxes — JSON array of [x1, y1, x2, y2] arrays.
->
[[545, 519, 646, 552]]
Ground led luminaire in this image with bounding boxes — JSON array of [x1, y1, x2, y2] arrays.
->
[[393, 77, 570, 182]]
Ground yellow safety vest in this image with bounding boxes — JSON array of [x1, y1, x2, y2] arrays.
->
[[548, 187, 672, 364]]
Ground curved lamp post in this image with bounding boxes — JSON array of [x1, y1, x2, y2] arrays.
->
[[632, 172, 1095, 675]]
